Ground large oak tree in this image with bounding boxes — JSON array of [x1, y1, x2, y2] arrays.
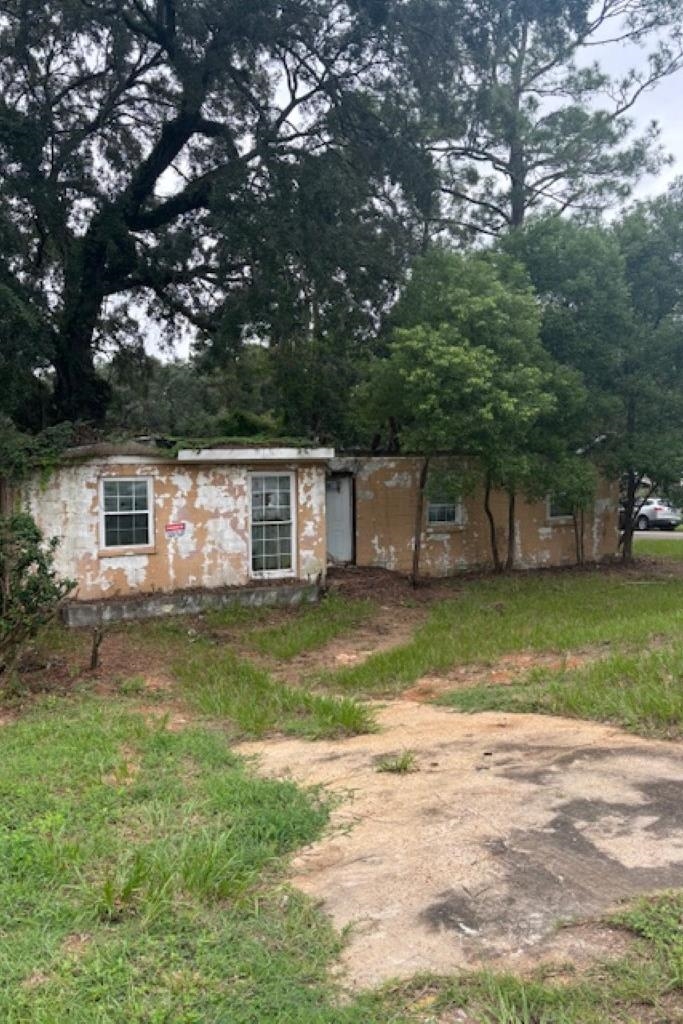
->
[[0, 0, 419, 423]]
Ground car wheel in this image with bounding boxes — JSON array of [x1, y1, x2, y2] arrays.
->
[[636, 515, 650, 531], [664, 525, 678, 531]]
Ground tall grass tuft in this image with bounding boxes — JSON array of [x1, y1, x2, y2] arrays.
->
[[439, 642, 683, 738], [175, 649, 376, 738]]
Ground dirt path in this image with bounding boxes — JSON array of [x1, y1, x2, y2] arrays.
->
[[402, 650, 597, 702], [267, 604, 428, 684], [237, 704, 683, 989]]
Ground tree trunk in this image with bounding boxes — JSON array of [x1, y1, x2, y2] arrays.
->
[[53, 323, 111, 423], [620, 469, 638, 563], [505, 490, 516, 571], [52, 214, 125, 423], [411, 456, 430, 587], [484, 473, 502, 573], [572, 508, 585, 566], [508, 21, 528, 228], [0, 477, 13, 620]]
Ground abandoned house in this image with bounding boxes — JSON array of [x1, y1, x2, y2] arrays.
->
[[326, 457, 618, 575], [21, 443, 332, 622], [19, 444, 619, 623]]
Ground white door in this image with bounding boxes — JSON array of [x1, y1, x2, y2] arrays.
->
[[326, 475, 354, 564]]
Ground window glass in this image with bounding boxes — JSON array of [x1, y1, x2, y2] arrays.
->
[[251, 475, 293, 572], [549, 494, 574, 519], [102, 479, 151, 547], [427, 501, 461, 525]]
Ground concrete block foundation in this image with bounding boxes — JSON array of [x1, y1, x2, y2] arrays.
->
[[62, 581, 320, 628]]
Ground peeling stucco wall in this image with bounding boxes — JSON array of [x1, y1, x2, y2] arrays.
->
[[335, 457, 618, 576], [22, 457, 328, 601]]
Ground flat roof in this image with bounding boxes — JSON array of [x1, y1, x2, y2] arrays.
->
[[177, 446, 335, 463]]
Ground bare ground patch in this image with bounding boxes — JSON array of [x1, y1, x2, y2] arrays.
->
[[237, 703, 683, 989], [269, 604, 428, 684], [402, 650, 599, 702]]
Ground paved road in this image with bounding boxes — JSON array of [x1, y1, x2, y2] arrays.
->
[[633, 529, 683, 540]]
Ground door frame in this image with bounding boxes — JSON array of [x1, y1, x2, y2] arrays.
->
[[326, 471, 356, 566]]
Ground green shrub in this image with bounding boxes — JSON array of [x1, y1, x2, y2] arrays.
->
[[0, 512, 74, 680]]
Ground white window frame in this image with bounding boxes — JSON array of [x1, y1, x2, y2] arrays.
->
[[249, 471, 297, 579], [99, 477, 154, 551], [426, 499, 465, 529], [546, 493, 574, 522]]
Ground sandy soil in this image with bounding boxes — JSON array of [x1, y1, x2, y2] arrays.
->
[[237, 703, 683, 989]]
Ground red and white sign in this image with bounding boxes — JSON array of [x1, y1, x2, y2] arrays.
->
[[165, 522, 187, 536]]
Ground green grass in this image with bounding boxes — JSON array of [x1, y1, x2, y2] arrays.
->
[[318, 573, 683, 695], [0, 698, 412, 1023], [175, 647, 377, 739], [375, 750, 419, 774], [4, 694, 683, 1021], [634, 536, 683, 559], [248, 594, 375, 660], [438, 641, 683, 738], [206, 593, 375, 660]]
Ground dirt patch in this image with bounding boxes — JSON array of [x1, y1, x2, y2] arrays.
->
[[402, 651, 598, 702], [62, 932, 92, 957], [134, 703, 192, 732], [237, 704, 683, 989], [326, 566, 460, 604], [269, 604, 427, 684]]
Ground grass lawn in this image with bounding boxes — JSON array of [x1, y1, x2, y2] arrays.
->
[[0, 697, 408, 1023], [439, 641, 683, 738], [6, 568, 683, 1020], [3, 695, 683, 1022], [318, 572, 683, 698], [634, 536, 683, 559]]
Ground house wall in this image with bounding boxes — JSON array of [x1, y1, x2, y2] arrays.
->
[[335, 457, 618, 575], [23, 457, 327, 601]]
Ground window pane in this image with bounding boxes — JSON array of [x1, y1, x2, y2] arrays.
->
[[428, 502, 457, 524], [133, 481, 149, 510], [104, 512, 149, 547], [251, 476, 293, 572], [550, 494, 573, 518]]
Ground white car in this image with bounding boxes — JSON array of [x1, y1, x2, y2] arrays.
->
[[635, 498, 682, 531]]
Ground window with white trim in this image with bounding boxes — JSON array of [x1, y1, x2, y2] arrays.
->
[[101, 478, 153, 548], [251, 474, 294, 574], [427, 500, 464, 526]]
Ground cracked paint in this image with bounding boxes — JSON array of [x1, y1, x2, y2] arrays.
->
[[23, 456, 328, 600], [333, 456, 618, 577]]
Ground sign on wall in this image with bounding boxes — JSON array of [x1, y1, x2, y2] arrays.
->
[[165, 522, 187, 537]]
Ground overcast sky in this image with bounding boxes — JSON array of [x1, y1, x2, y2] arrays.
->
[[584, 33, 683, 200]]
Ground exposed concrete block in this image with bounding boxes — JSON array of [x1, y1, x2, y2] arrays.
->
[[62, 581, 320, 628]]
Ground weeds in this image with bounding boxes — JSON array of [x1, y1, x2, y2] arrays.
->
[[175, 648, 376, 739], [0, 702, 360, 1022], [206, 593, 375, 659], [248, 594, 375, 659], [319, 574, 683, 695], [375, 750, 418, 774], [439, 642, 683, 739], [116, 674, 146, 696]]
